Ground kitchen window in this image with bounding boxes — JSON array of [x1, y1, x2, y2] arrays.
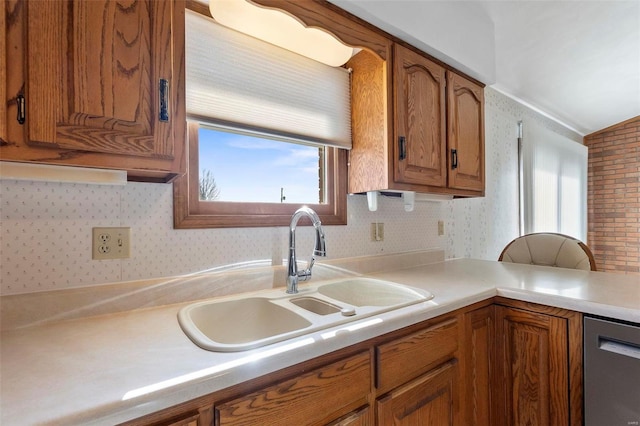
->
[[173, 5, 351, 228], [521, 121, 588, 241]]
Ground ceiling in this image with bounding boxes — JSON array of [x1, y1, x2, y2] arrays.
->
[[330, 0, 640, 136]]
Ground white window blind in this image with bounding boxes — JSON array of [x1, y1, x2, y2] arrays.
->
[[185, 10, 352, 149], [522, 121, 588, 241]]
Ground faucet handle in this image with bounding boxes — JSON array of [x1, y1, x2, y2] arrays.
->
[[297, 267, 312, 282]]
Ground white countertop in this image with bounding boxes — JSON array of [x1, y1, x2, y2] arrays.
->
[[1, 259, 639, 425]]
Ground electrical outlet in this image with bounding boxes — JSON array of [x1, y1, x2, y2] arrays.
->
[[92, 227, 131, 260], [371, 223, 384, 242], [438, 220, 445, 236]]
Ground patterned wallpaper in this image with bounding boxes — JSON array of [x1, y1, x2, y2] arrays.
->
[[0, 88, 580, 295], [445, 88, 582, 261], [1, 181, 447, 295]]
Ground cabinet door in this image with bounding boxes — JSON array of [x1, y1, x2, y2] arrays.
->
[[8, 0, 184, 178], [495, 306, 569, 426], [462, 306, 495, 426], [393, 44, 447, 187], [377, 359, 459, 426], [447, 72, 484, 192], [24, 0, 175, 160]]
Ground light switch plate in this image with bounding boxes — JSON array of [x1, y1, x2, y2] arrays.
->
[[92, 227, 131, 260], [371, 223, 384, 242]]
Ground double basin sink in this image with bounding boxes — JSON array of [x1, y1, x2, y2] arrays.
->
[[178, 277, 433, 352]]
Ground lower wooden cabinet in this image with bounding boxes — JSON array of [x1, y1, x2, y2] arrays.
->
[[215, 352, 370, 426], [494, 304, 569, 426], [462, 305, 495, 426], [377, 359, 459, 426], [125, 299, 582, 426], [463, 300, 582, 426], [492, 299, 583, 426], [151, 406, 213, 426], [375, 316, 460, 425], [376, 317, 458, 394], [326, 406, 373, 426]]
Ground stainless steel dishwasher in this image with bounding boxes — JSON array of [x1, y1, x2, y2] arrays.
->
[[584, 316, 640, 426]]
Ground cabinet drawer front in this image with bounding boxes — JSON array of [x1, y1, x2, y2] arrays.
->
[[377, 318, 458, 393], [215, 351, 371, 426], [326, 405, 372, 426], [377, 359, 459, 426]]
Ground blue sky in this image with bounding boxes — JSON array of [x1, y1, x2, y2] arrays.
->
[[198, 128, 323, 204]]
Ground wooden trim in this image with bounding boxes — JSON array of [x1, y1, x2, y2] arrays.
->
[[461, 305, 495, 426], [566, 309, 584, 426], [314, 0, 485, 88], [252, 0, 389, 61], [0, 2, 6, 144], [347, 49, 391, 194], [173, 122, 348, 228]]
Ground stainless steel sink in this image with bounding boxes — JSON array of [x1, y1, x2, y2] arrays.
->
[[178, 277, 434, 352]]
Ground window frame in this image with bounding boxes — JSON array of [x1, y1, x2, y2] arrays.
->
[[173, 122, 347, 228], [173, 0, 388, 229]]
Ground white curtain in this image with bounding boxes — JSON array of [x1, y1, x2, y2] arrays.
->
[[522, 121, 588, 241]]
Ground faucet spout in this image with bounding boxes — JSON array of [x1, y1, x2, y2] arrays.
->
[[287, 207, 326, 294]]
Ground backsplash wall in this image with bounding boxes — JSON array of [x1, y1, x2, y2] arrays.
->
[[0, 181, 447, 295], [0, 88, 579, 295]]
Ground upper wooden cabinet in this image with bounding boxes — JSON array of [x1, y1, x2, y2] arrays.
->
[[1, 0, 185, 182], [393, 44, 447, 188], [447, 72, 485, 192], [348, 43, 485, 197]]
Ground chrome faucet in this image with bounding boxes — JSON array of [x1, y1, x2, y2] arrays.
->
[[286, 206, 326, 294]]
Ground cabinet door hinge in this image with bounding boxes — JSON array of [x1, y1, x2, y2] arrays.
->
[[159, 79, 169, 122], [16, 94, 26, 125]]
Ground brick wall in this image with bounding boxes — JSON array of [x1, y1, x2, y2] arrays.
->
[[584, 116, 640, 274]]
